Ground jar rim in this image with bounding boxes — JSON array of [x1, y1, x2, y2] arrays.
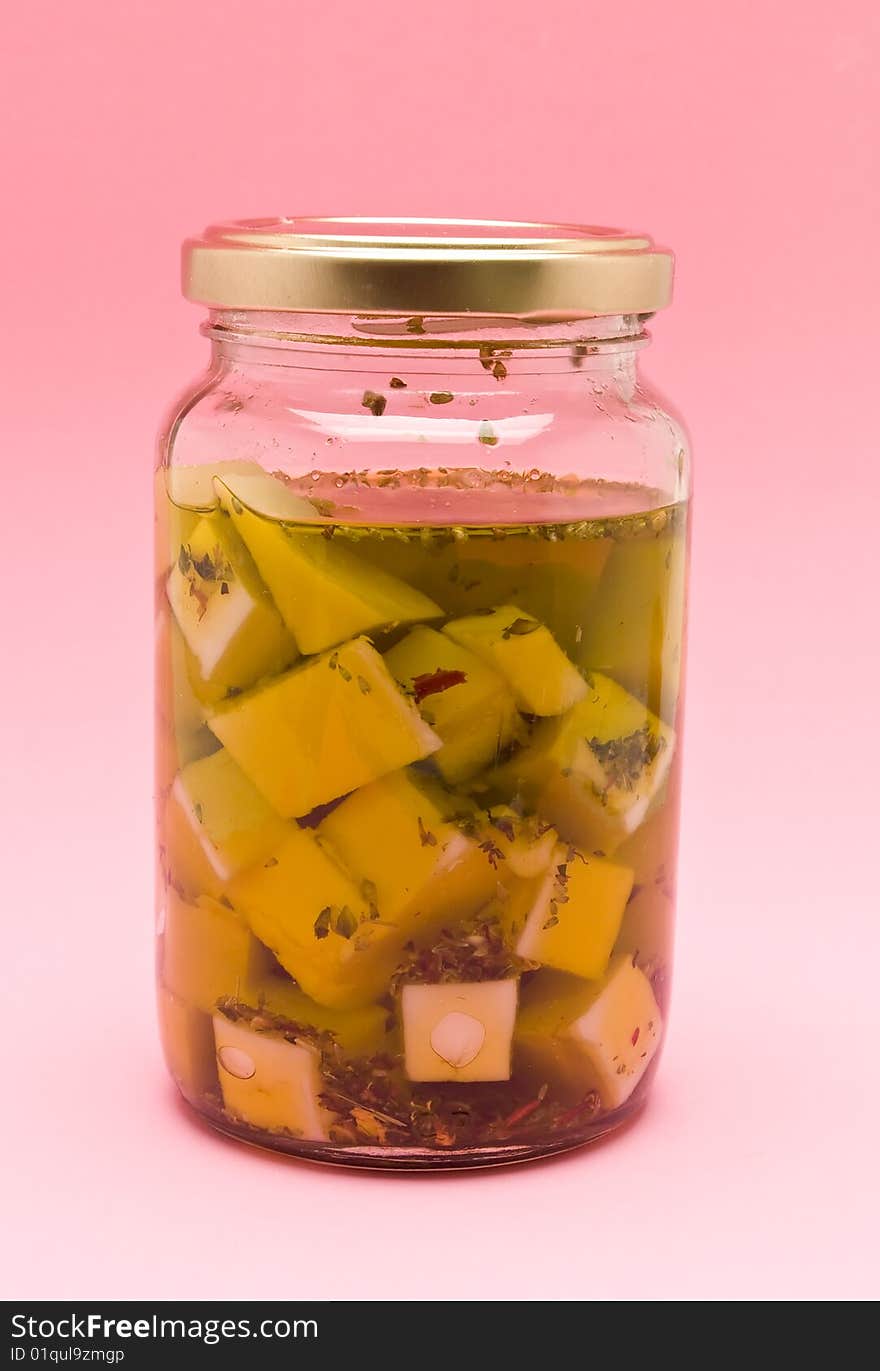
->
[[182, 217, 673, 317]]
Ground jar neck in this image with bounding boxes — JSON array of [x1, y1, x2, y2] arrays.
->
[[204, 310, 650, 380]]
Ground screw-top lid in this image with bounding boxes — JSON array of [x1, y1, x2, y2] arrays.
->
[[183, 217, 673, 318]]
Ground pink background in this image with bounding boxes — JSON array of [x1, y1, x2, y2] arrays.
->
[[3, 0, 879, 1301]]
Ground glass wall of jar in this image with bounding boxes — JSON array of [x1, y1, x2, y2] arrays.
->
[[155, 221, 690, 1167]]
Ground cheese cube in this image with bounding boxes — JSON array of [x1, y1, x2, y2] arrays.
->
[[227, 826, 394, 1009], [515, 845, 634, 981], [516, 956, 662, 1108], [155, 611, 213, 794], [156, 612, 207, 756], [209, 637, 441, 817], [350, 528, 613, 664], [401, 980, 518, 1082], [212, 468, 321, 523], [612, 802, 678, 964], [156, 471, 197, 584], [157, 461, 269, 581], [384, 626, 520, 783], [164, 460, 268, 514], [163, 749, 288, 899], [161, 891, 276, 1014], [493, 672, 675, 852], [443, 605, 587, 716], [218, 478, 442, 653], [166, 512, 297, 705], [579, 526, 686, 726], [318, 771, 499, 929], [157, 988, 218, 1097], [213, 1015, 333, 1140], [493, 873, 545, 946]]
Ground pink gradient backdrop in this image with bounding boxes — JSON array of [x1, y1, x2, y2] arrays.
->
[[3, 0, 878, 1300]]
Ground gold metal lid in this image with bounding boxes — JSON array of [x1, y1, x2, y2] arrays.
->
[[182, 218, 673, 317]]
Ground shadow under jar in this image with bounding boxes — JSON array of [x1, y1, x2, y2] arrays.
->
[[155, 219, 690, 1169]]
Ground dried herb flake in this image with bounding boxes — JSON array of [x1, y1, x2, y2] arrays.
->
[[362, 390, 387, 417], [335, 906, 358, 939], [587, 727, 665, 792], [417, 816, 438, 848], [502, 616, 540, 639]]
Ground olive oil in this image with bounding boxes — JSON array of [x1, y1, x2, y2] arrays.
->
[[156, 467, 687, 1161]]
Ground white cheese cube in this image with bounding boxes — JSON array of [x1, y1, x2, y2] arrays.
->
[[566, 956, 661, 1107], [402, 980, 518, 1083], [517, 955, 661, 1109], [212, 1016, 333, 1140], [166, 514, 295, 703], [171, 574, 255, 679]]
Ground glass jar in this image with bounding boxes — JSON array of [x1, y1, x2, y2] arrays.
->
[[155, 219, 690, 1169]]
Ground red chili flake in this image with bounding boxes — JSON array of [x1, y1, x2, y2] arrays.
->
[[501, 1096, 544, 1130], [412, 668, 467, 703], [631, 1026, 640, 1046]]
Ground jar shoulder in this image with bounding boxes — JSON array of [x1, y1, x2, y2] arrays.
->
[[160, 361, 690, 503]]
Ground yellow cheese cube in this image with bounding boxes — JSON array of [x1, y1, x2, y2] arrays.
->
[[155, 612, 208, 758], [401, 980, 518, 1082], [384, 626, 520, 783], [163, 749, 288, 899], [156, 460, 274, 584], [166, 512, 297, 705], [218, 478, 442, 653], [493, 873, 545, 946], [213, 1014, 333, 1139], [515, 844, 634, 981], [348, 522, 611, 658], [227, 826, 398, 1009], [209, 637, 441, 818], [161, 891, 275, 1014], [318, 771, 499, 929], [516, 956, 662, 1109], [477, 809, 559, 944], [212, 468, 321, 523], [244, 974, 393, 1057], [443, 605, 587, 716], [165, 460, 268, 514], [156, 471, 196, 584], [493, 672, 675, 852], [579, 524, 686, 726], [157, 988, 218, 1097]]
